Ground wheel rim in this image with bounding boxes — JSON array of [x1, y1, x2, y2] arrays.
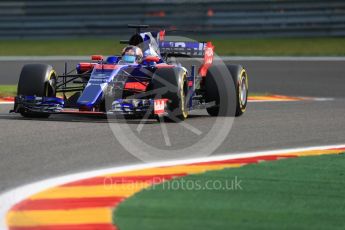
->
[[180, 73, 188, 119], [46, 71, 57, 97], [239, 74, 247, 107]]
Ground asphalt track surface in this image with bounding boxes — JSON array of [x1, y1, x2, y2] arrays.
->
[[0, 59, 345, 193]]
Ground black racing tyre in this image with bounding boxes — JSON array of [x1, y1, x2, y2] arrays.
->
[[205, 64, 247, 117], [151, 67, 189, 122], [17, 64, 57, 118]]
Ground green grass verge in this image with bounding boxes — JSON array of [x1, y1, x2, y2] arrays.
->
[[0, 85, 16, 97], [0, 38, 345, 56], [114, 153, 345, 230]]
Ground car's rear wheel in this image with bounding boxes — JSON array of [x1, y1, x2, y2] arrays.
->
[[17, 64, 57, 118], [151, 67, 189, 122], [228, 65, 248, 116], [205, 64, 247, 117]]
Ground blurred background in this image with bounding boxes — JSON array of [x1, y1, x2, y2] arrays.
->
[[1, 0, 345, 39], [0, 0, 344, 91], [0, 0, 344, 57]]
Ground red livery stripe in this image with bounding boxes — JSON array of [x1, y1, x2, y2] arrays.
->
[[61, 110, 105, 115], [155, 64, 175, 68], [95, 64, 119, 70], [124, 82, 147, 91], [78, 63, 95, 72]]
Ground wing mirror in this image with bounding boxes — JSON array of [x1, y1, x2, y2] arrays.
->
[[91, 55, 104, 61]]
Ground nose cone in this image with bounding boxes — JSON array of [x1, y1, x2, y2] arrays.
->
[[77, 84, 104, 108]]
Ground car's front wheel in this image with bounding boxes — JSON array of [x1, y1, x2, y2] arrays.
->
[[151, 67, 189, 122], [17, 64, 57, 118]]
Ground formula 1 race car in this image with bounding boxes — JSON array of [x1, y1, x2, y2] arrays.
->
[[12, 25, 248, 121]]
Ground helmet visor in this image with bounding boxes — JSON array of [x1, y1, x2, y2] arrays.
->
[[122, 55, 136, 64]]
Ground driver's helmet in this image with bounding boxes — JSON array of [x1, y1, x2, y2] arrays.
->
[[121, 45, 143, 64]]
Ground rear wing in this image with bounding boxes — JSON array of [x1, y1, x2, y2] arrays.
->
[[159, 41, 215, 77], [159, 41, 210, 58]]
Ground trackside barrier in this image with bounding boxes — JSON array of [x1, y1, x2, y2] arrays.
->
[[0, 0, 344, 38]]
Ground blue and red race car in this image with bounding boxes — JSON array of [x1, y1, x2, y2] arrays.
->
[[12, 25, 248, 121]]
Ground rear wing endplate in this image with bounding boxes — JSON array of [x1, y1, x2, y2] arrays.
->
[[159, 41, 208, 58]]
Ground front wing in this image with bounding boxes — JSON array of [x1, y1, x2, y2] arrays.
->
[[12, 96, 169, 116]]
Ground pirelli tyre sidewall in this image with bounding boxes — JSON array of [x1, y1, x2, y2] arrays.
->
[[17, 64, 57, 118], [227, 65, 248, 116], [151, 67, 188, 121]]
